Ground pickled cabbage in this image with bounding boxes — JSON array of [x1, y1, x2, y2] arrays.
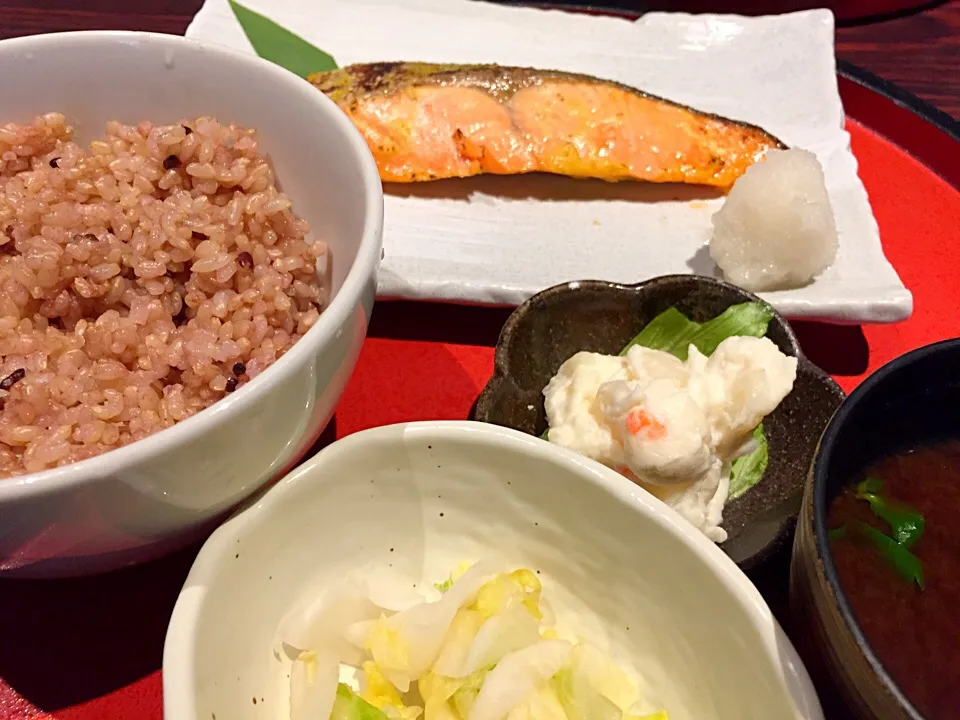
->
[[278, 562, 669, 720]]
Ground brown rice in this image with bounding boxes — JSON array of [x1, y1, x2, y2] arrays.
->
[[0, 113, 329, 478]]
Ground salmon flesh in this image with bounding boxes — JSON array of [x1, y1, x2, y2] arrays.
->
[[308, 62, 785, 189]]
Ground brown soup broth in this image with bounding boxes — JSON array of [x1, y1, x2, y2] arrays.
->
[[827, 440, 960, 719]]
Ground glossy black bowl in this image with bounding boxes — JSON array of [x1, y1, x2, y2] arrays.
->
[[473, 274, 844, 570], [791, 338, 960, 720]]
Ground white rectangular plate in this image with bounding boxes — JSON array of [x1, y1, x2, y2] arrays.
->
[[187, 0, 912, 323]]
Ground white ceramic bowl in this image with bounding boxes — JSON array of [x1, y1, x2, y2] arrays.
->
[[0, 31, 383, 578], [163, 421, 824, 720]]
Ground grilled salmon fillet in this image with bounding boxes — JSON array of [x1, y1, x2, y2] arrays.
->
[[308, 62, 785, 189]]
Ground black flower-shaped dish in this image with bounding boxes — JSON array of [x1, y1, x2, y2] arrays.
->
[[473, 274, 845, 570]]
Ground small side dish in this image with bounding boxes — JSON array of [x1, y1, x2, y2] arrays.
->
[[474, 275, 844, 568], [542, 302, 796, 542], [164, 420, 824, 720], [0, 113, 328, 478], [826, 442, 958, 719], [278, 562, 669, 720]]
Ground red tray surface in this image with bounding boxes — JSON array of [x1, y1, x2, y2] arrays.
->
[[0, 114, 958, 719]]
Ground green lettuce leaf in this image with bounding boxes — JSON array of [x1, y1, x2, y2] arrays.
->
[[727, 424, 768, 500], [620, 302, 774, 361], [619, 308, 698, 358]]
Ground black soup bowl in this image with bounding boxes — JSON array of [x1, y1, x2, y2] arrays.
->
[[791, 337, 960, 720]]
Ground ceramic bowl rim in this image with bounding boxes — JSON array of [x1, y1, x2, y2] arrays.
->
[[0, 30, 384, 501], [812, 337, 960, 720], [162, 419, 822, 720]]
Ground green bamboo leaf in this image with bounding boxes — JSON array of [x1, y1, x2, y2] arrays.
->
[[228, 0, 338, 78]]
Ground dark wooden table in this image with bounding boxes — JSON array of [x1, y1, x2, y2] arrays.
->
[[0, 0, 957, 118], [838, 1, 959, 118]]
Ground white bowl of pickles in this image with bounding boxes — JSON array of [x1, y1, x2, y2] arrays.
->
[[162, 420, 823, 720]]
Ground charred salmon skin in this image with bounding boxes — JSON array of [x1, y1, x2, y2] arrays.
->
[[308, 62, 785, 189]]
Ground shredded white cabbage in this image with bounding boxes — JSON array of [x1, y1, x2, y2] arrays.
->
[[277, 562, 669, 720], [290, 649, 338, 720]]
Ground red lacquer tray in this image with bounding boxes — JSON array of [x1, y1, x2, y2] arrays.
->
[[0, 57, 957, 720]]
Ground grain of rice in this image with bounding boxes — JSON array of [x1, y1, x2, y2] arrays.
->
[[0, 114, 331, 479]]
